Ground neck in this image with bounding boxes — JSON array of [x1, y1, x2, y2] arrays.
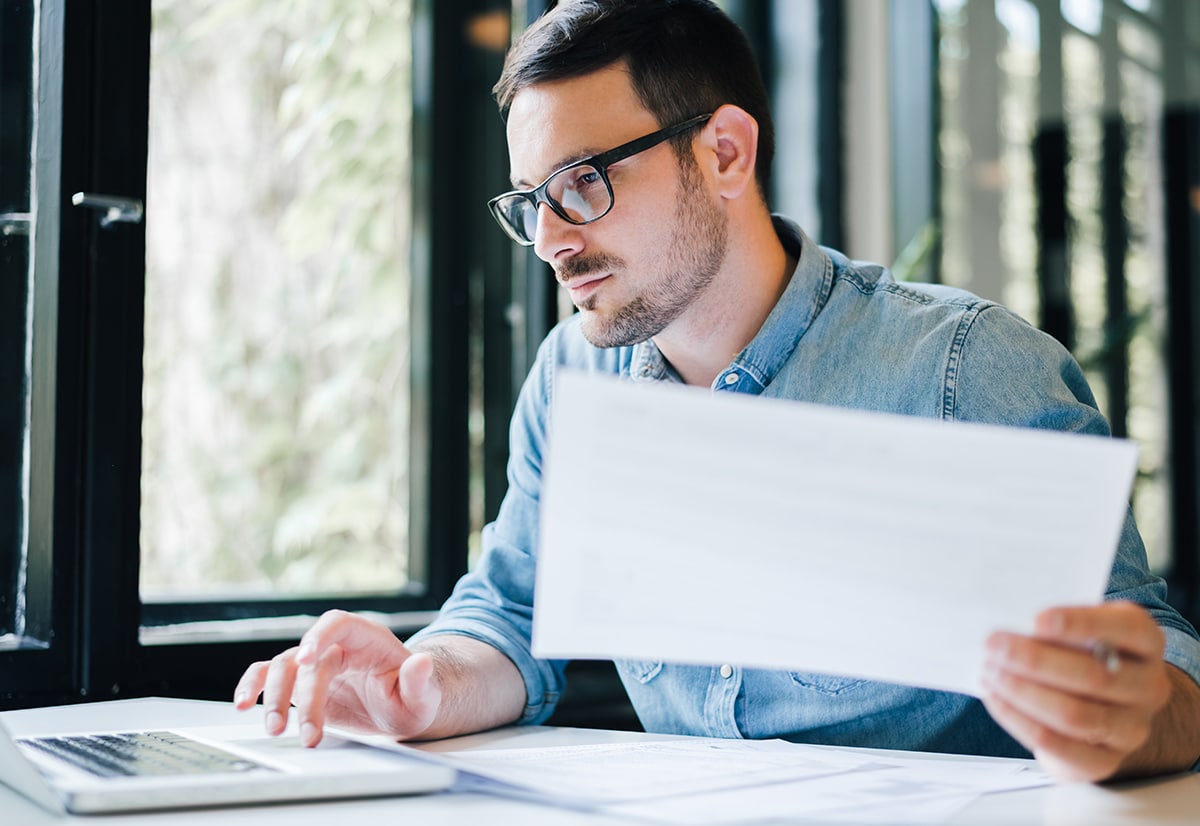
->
[[654, 211, 795, 388]]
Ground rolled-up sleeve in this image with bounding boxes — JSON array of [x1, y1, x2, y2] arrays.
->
[[407, 330, 569, 725]]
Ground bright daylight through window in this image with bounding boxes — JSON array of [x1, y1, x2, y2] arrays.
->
[[140, 0, 416, 605]]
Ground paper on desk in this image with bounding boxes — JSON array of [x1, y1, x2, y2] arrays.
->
[[534, 371, 1138, 696], [430, 738, 877, 804], [605, 746, 1050, 825], [403, 737, 1047, 824]]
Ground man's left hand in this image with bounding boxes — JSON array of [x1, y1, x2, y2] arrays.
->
[[981, 600, 1175, 782]]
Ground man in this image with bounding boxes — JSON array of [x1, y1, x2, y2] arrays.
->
[[234, 0, 1200, 782]]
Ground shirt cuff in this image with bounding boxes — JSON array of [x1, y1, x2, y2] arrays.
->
[[407, 614, 564, 726]]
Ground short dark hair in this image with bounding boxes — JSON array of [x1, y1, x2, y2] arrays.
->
[[494, 0, 775, 198]]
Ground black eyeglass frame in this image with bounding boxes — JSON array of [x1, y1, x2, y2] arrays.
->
[[487, 113, 714, 246]]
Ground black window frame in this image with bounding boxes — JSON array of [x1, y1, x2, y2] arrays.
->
[[0, 1, 36, 643], [0, 0, 514, 709]]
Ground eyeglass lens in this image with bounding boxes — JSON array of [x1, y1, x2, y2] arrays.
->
[[497, 162, 611, 243]]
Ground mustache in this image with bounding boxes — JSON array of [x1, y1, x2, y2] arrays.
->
[[556, 253, 625, 283]]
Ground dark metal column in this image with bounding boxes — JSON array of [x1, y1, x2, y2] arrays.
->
[[1162, 1, 1200, 620]]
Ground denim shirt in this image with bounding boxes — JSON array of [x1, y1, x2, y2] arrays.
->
[[410, 216, 1200, 758]]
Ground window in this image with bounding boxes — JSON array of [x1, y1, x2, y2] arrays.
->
[[841, 0, 1200, 624], [140, 1, 421, 617], [0, 0, 514, 707], [937, 0, 1174, 564], [928, 0, 1200, 618]]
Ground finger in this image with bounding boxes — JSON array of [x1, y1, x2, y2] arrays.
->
[[1036, 602, 1166, 661], [292, 645, 347, 748], [296, 609, 406, 668], [260, 649, 302, 736], [233, 661, 270, 709], [982, 664, 1150, 752], [981, 688, 1124, 783], [986, 631, 1156, 706]]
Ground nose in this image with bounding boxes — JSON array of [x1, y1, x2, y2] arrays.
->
[[531, 202, 584, 264]]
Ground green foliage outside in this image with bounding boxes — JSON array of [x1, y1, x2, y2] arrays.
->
[[140, 0, 415, 598]]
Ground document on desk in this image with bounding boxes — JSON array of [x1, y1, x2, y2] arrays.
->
[[421, 737, 1049, 825], [601, 743, 1049, 825], [534, 371, 1138, 696]]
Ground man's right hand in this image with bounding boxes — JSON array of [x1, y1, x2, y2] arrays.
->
[[233, 610, 442, 748]]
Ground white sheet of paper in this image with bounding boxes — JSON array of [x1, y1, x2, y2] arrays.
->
[[533, 370, 1139, 696], [388, 735, 1046, 825], [428, 739, 877, 803], [606, 747, 1048, 825]]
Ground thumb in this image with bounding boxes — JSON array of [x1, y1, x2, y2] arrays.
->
[[397, 652, 441, 734]]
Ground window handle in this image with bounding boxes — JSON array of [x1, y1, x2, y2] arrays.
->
[[0, 212, 32, 236], [71, 192, 144, 228]]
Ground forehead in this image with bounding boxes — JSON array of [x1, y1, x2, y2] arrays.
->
[[505, 63, 660, 186]]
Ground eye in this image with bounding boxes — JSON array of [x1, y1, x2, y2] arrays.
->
[[560, 165, 603, 192]]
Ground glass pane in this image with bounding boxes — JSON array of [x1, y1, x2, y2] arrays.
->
[[141, 0, 415, 602], [937, 0, 1040, 319], [0, 0, 36, 643], [936, 0, 1174, 572], [1119, 35, 1170, 571]]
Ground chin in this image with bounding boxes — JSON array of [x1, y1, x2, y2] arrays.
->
[[578, 314, 621, 349]]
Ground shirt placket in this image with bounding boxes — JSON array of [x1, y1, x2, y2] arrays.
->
[[702, 663, 744, 738]]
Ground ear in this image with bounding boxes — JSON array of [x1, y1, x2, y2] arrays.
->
[[699, 104, 759, 201]]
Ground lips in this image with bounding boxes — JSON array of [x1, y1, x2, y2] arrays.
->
[[563, 273, 610, 300]]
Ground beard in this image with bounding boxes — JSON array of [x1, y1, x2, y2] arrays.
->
[[562, 154, 730, 349]]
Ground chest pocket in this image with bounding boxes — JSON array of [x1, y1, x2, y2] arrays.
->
[[618, 659, 664, 684], [789, 671, 867, 696]]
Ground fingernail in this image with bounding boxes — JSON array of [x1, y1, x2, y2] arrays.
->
[[234, 691, 248, 706], [297, 643, 315, 663], [266, 711, 284, 734], [301, 723, 319, 746]]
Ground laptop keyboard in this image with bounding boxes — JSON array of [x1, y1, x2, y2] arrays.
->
[[20, 731, 267, 778]]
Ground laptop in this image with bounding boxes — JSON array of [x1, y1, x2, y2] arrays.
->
[[0, 715, 455, 815]]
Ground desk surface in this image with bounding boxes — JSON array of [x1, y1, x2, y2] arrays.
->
[[2, 698, 1197, 825]]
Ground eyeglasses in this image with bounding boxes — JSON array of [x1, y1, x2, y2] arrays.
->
[[487, 113, 713, 246]]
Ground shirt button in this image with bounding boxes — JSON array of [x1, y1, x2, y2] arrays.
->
[[723, 373, 738, 385], [719, 664, 733, 679]]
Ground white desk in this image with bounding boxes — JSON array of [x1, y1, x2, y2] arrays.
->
[[2, 698, 1197, 825]]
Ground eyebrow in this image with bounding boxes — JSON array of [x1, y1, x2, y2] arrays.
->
[[510, 148, 603, 190]]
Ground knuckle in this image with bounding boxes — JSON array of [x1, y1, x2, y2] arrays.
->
[[1027, 723, 1058, 752], [1003, 636, 1038, 670], [322, 608, 352, 625], [265, 653, 299, 684], [1060, 702, 1097, 735], [273, 646, 300, 664]]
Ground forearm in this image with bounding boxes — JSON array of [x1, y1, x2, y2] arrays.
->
[[408, 634, 527, 740], [1112, 665, 1200, 780]]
